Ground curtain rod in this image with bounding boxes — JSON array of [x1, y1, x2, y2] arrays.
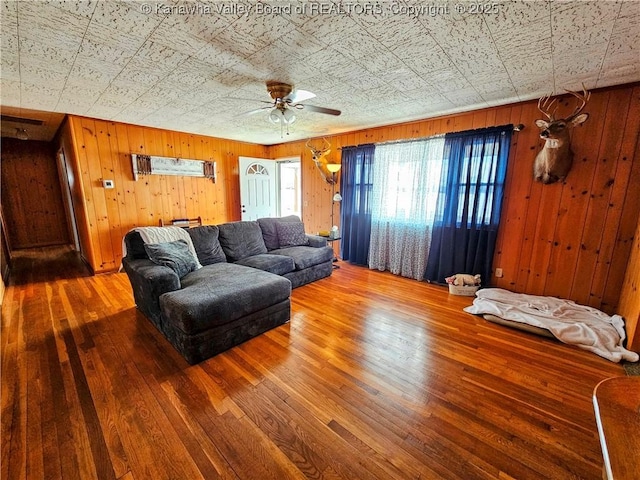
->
[[337, 123, 523, 149]]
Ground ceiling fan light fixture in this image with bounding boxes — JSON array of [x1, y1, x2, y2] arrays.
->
[[268, 106, 296, 126], [269, 108, 282, 124], [283, 108, 296, 124]]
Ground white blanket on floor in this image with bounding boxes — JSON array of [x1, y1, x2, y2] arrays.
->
[[121, 226, 202, 269], [464, 288, 639, 363]]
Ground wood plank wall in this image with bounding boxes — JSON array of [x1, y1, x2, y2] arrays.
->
[[63, 116, 268, 272], [270, 83, 640, 316], [59, 84, 639, 322], [619, 218, 640, 351], [0, 138, 70, 249]]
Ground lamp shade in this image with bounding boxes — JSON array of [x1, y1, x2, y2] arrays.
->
[[269, 107, 296, 125], [326, 163, 341, 173], [333, 192, 342, 202], [282, 108, 296, 124], [269, 108, 282, 124]]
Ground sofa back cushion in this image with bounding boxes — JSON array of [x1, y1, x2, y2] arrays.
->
[[144, 239, 198, 279], [217, 221, 268, 262], [188, 225, 226, 266], [257, 215, 302, 250]]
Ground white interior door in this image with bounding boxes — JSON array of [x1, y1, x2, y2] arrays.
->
[[239, 156, 277, 220]]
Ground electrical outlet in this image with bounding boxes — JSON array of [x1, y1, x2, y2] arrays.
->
[[495, 268, 503, 278]]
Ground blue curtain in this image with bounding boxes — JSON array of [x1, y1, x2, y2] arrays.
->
[[339, 144, 375, 265], [424, 125, 512, 285]]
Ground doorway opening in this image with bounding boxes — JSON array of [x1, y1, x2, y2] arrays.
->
[[277, 157, 301, 218]]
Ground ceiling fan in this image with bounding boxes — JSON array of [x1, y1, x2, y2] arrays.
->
[[240, 81, 341, 136]]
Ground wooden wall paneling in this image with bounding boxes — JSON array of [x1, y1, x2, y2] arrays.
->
[[606, 170, 640, 315], [619, 218, 640, 351], [125, 125, 154, 227], [0, 139, 70, 249], [224, 143, 238, 222], [585, 88, 634, 309], [190, 136, 207, 223], [62, 119, 95, 269], [94, 120, 123, 271], [494, 106, 513, 126], [524, 180, 565, 295], [602, 86, 640, 312], [202, 137, 219, 225], [178, 135, 193, 219], [104, 121, 131, 257], [493, 106, 525, 288], [542, 91, 614, 300], [473, 109, 490, 129], [211, 138, 225, 224], [142, 128, 163, 225], [189, 136, 205, 222], [78, 118, 115, 271], [216, 141, 226, 222], [38, 142, 70, 246], [568, 91, 614, 304], [60, 85, 639, 293], [453, 112, 474, 133], [186, 156, 199, 219], [158, 130, 174, 223], [111, 122, 138, 233], [512, 106, 547, 292], [211, 140, 224, 223], [0, 144, 27, 246]]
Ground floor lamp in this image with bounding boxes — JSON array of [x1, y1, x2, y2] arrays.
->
[[326, 163, 342, 268], [326, 163, 342, 235]]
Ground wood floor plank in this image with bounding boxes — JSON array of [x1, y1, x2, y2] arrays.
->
[[1, 246, 631, 480]]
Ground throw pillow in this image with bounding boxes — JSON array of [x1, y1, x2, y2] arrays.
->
[[276, 221, 309, 248], [257, 215, 302, 250], [144, 239, 198, 279], [188, 226, 227, 265]]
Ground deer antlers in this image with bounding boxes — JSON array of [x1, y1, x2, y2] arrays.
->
[[537, 84, 590, 122], [564, 85, 591, 122]]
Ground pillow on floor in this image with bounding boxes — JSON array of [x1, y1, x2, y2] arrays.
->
[[144, 239, 198, 278], [276, 221, 309, 247]]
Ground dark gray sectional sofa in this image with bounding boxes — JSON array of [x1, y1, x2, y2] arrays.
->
[[122, 216, 333, 364]]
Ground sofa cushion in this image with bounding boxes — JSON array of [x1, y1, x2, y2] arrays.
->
[[276, 221, 309, 248], [161, 263, 291, 335], [235, 254, 295, 275], [218, 221, 268, 262], [271, 245, 334, 270], [257, 215, 301, 251], [188, 225, 226, 266], [144, 240, 198, 279]]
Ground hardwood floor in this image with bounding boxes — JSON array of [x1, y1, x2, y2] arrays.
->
[[1, 246, 626, 479]]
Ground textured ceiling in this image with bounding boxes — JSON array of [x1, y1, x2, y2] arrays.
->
[[1, 0, 639, 145]]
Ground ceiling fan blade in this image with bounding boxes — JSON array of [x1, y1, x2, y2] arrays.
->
[[284, 89, 316, 103], [301, 104, 342, 116], [237, 106, 271, 117], [227, 97, 274, 105]]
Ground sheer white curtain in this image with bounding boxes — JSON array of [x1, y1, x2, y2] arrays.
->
[[368, 137, 445, 279]]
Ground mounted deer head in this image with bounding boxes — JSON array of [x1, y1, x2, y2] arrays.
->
[[306, 137, 335, 184], [534, 85, 590, 184]]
